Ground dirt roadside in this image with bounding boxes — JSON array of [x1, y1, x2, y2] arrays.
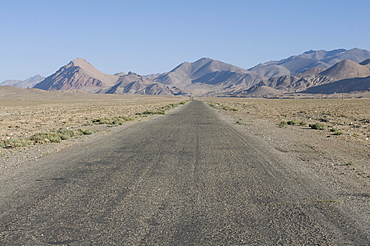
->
[[206, 100, 369, 231]]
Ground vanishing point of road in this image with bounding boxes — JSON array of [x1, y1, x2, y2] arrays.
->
[[0, 101, 369, 245]]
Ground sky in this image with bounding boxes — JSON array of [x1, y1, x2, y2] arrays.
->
[[1, 0, 370, 82]]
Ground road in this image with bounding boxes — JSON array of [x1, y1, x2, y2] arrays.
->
[[0, 100, 369, 245]]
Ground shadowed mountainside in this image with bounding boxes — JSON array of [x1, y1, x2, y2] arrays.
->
[[34, 58, 119, 92], [302, 76, 370, 94], [98, 72, 183, 95]]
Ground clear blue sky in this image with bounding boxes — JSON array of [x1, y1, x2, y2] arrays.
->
[[1, 0, 370, 82]]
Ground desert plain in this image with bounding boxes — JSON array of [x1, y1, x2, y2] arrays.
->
[[0, 87, 188, 172], [1, 87, 369, 199]]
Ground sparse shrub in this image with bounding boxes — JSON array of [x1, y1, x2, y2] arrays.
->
[[309, 123, 326, 130], [2, 138, 31, 148], [92, 118, 111, 124], [333, 131, 343, 135], [111, 119, 122, 125], [58, 129, 76, 140], [330, 127, 343, 135], [119, 116, 134, 121], [92, 118, 102, 124], [299, 121, 307, 126], [278, 121, 287, 128], [30, 132, 62, 144], [0, 140, 6, 148], [287, 120, 299, 125], [236, 119, 245, 125], [222, 105, 238, 111], [93, 116, 133, 126], [142, 110, 165, 115], [78, 129, 94, 135]]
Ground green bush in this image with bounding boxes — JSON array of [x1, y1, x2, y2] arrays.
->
[[57, 129, 76, 140], [93, 116, 134, 126], [331, 128, 343, 135], [119, 116, 134, 121], [142, 110, 165, 115], [1, 138, 31, 148], [309, 123, 326, 130], [278, 121, 287, 128], [30, 132, 62, 143], [78, 129, 94, 135], [222, 105, 238, 111], [287, 120, 299, 125]]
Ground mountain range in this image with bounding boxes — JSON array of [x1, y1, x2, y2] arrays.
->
[[2, 48, 370, 97], [0, 75, 45, 88]]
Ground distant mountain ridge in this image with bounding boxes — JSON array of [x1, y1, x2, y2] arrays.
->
[[232, 58, 370, 96], [249, 48, 370, 77], [6, 47, 370, 96], [0, 75, 44, 88]]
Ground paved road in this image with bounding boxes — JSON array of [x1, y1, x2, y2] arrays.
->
[[0, 101, 369, 245]]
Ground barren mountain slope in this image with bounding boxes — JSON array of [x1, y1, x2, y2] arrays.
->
[[236, 58, 370, 96], [101, 72, 182, 95], [153, 58, 264, 95], [319, 59, 370, 80], [34, 58, 118, 92], [154, 58, 251, 86], [303, 76, 370, 94], [249, 48, 370, 77]]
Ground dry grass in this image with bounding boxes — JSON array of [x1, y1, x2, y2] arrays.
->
[[202, 97, 370, 144], [0, 88, 188, 146]]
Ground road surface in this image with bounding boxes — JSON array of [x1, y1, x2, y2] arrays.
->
[[0, 101, 369, 245]]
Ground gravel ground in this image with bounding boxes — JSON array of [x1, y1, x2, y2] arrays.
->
[[215, 107, 370, 232]]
